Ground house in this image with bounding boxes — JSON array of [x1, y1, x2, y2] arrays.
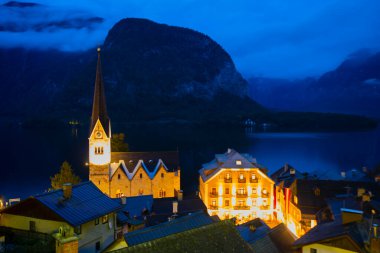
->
[[147, 194, 207, 226], [292, 208, 379, 253], [106, 212, 253, 253], [199, 148, 275, 224], [237, 218, 296, 253], [88, 48, 180, 199], [115, 195, 153, 236], [0, 181, 122, 253]]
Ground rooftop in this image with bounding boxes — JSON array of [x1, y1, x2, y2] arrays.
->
[[1, 181, 122, 227]]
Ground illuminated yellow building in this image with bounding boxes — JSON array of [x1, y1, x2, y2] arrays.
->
[[199, 149, 275, 224], [88, 48, 180, 199]]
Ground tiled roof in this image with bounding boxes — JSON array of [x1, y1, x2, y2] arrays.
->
[[114, 220, 254, 253], [34, 181, 122, 226], [293, 215, 368, 250], [237, 219, 295, 253], [124, 211, 214, 247], [199, 149, 267, 182], [116, 195, 153, 225], [110, 151, 179, 180]]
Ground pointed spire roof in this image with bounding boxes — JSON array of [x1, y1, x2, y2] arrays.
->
[[90, 48, 110, 137]]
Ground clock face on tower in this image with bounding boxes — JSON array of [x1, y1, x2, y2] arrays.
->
[[95, 131, 103, 139]]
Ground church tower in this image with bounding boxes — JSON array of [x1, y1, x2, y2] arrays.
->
[[89, 48, 111, 194]]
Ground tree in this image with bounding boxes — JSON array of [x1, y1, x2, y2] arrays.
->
[[111, 133, 129, 152], [50, 161, 81, 190]]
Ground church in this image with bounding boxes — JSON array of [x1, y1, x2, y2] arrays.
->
[[88, 48, 181, 199]]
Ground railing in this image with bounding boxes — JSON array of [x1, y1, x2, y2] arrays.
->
[[236, 193, 247, 198], [238, 178, 246, 183], [209, 192, 218, 198], [234, 205, 250, 210], [224, 178, 232, 183], [209, 205, 218, 210], [250, 178, 258, 183]]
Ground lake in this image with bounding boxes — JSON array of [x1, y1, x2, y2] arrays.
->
[[1, 123, 379, 200]]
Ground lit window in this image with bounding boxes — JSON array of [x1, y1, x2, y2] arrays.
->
[[236, 160, 242, 165], [294, 196, 298, 204], [159, 190, 166, 198], [239, 174, 244, 180], [139, 189, 143, 195], [262, 188, 268, 195], [225, 188, 230, 194], [238, 188, 245, 195], [263, 199, 268, 206], [212, 200, 216, 206], [238, 200, 244, 206], [253, 199, 257, 206], [226, 173, 230, 179], [225, 200, 230, 206], [251, 174, 256, 180], [102, 215, 108, 224], [252, 188, 257, 194], [212, 188, 217, 195]]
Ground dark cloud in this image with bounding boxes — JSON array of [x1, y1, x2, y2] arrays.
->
[[0, 0, 379, 78]]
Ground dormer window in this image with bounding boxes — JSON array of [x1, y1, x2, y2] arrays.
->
[[239, 174, 244, 180], [236, 160, 242, 165], [251, 174, 256, 180]]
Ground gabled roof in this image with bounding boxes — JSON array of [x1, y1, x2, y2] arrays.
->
[[90, 48, 110, 137], [237, 219, 296, 253], [117, 195, 153, 219], [124, 212, 214, 247], [293, 215, 368, 252], [120, 219, 254, 253], [199, 148, 266, 182], [110, 151, 179, 180], [28, 181, 120, 227]]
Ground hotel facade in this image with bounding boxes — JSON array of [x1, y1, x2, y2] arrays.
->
[[199, 149, 275, 224]]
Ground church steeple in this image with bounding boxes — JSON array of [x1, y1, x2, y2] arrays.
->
[[90, 47, 110, 137]]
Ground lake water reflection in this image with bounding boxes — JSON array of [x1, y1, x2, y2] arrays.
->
[[1, 124, 379, 200]]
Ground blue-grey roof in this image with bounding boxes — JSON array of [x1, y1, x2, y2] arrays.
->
[[124, 211, 215, 246], [120, 195, 153, 217], [35, 181, 122, 227], [200, 149, 266, 182], [237, 218, 270, 244]]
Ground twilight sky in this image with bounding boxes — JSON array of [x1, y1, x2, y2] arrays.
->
[[1, 0, 380, 78]]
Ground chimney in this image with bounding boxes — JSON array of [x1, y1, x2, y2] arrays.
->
[[173, 201, 178, 214], [341, 208, 362, 225], [62, 183, 72, 199], [371, 224, 380, 253], [121, 197, 127, 205]]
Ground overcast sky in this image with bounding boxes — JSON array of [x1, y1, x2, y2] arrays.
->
[[1, 0, 380, 78]]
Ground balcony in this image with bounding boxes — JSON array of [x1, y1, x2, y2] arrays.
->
[[224, 178, 232, 183], [261, 205, 270, 210], [236, 193, 247, 198], [250, 178, 258, 183], [209, 192, 218, 198], [238, 178, 246, 183], [209, 205, 218, 210], [234, 205, 250, 210]]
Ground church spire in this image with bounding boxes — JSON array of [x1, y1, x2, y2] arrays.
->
[[90, 48, 110, 137]]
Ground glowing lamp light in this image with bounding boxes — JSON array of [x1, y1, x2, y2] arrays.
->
[[218, 185, 223, 196]]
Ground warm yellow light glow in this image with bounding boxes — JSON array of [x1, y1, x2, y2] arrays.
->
[[247, 186, 252, 195], [247, 197, 252, 206], [232, 197, 236, 206], [310, 219, 317, 228], [232, 185, 236, 196], [218, 185, 223, 196], [257, 185, 262, 196], [218, 197, 223, 206]]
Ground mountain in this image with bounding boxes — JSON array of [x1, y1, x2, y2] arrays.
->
[[248, 50, 380, 117], [0, 18, 264, 124]]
